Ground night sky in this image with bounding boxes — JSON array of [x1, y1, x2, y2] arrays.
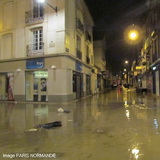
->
[[85, 0, 147, 75]]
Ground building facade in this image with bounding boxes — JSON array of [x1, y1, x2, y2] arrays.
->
[[94, 35, 109, 92], [131, 0, 160, 95], [0, 0, 94, 102]]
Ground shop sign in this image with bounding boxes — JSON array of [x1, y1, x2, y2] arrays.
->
[[34, 71, 48, 78], [26, 58, 44, 69], [136, 66, 144, 70], [76, 61, 82, 71]]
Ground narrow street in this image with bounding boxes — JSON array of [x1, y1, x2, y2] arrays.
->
[[1, 88, 160, 160]]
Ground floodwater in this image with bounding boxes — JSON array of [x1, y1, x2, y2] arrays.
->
[[1, 88, 160, 160]]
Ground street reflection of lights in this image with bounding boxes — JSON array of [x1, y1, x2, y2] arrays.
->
[[132, 148, 140, 159], [126, 110, 130, 120], [154, 118, 159, 134], [154, 119, 159, 129], [132, 100, 136, 105], [124, 101, 129, 108]]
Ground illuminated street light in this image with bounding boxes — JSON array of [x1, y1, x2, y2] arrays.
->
[[37, 0, 58, 13], [128, 30, 138, 41], [124, 24, 143, 45], [125, 60, 128, 64], [37, 0, 45, 3]]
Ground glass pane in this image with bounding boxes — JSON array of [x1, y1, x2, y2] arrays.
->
[[0, 74, 7, 100], [26, 72, 34, 101]]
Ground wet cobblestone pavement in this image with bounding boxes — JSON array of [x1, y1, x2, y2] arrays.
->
[[1, 88, 160, 160]]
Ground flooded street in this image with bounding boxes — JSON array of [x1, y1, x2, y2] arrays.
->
[[1, 88, 160, 160]]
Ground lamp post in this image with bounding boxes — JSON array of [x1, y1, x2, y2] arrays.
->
[[37, 0, 58, 13], [124, 24, 143, 88], [124, 24, 142, 45]]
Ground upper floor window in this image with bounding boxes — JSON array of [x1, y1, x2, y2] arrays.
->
[[76, 34, 82, 60], [33, 0, 44, 19], [25, 0, 44, 23], [33, 28, 43, 51], [76, 9, 84, 33], [86, 45, 90, 64], [27, 28, 44, 57]]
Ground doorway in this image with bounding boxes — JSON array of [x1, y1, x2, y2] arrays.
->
[[26, 71, 48, 102], [73, 71, 83, 99], [86, 74, 91, 96]]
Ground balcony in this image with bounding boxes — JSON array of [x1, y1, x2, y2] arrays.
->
[[76, 18, 84, 33], [76, 49, 82, 60], [27, 43, 44, 57], [86, 56, 90, 64], [25, 9, 44, 24]]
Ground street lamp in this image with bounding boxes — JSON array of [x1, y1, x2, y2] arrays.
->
[[124, 24, 142, 45], [124, 24, 143, 88], [128, 30, 139, 41], [125, 60, 128, 64], [37, 0, 58, 13]]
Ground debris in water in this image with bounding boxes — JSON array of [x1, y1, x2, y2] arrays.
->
[[68, 120, 73, 122], [37, 121, 62, 129], [96, 129, 104, 133], [58, 108, 70, 113], [64, 110, 70, 113], [25, 128, 38, 132], [58, 108, 64, 113]]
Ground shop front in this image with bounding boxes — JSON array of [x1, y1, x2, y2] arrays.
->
[[0, 73, 14, 101], [26, 71, 48, 102], [86, 74, 91, 96], [26, 58, 48, 102]]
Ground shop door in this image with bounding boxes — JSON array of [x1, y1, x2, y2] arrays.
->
[[26, 71, 48, 102], [76, 74, 81, 99], [33, 77, 47, 102], [86, 75, 91, 96]]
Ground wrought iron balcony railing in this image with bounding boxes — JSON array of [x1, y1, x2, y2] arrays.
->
[[76, 49, 82, 60], [25, 9, 44, 23], [76, 18, 84, 33], [27, 43, 44, 57]]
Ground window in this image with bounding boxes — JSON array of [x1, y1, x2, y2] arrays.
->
[[33, 28, 43, 51], [76, 34, 81, 51], [27, 28, 44, 56], [25, 0, 44, 23], [86, 45, 90, 64], [76, 34, 82, 59], [33, 0, 44, 19]]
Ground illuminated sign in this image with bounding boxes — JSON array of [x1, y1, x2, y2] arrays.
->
[[34, 71, 48, 78], [26, 58, 44, 69], [76, 61, 82, 71], [136, 66, 143, 70]]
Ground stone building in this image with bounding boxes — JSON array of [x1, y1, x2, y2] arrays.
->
[[0, 0, 94, 102]]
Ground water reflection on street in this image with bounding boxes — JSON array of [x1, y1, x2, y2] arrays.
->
[[1, 89, 160, 159]]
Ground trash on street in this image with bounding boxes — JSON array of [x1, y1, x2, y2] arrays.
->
[[37, 121, 62, 129]]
